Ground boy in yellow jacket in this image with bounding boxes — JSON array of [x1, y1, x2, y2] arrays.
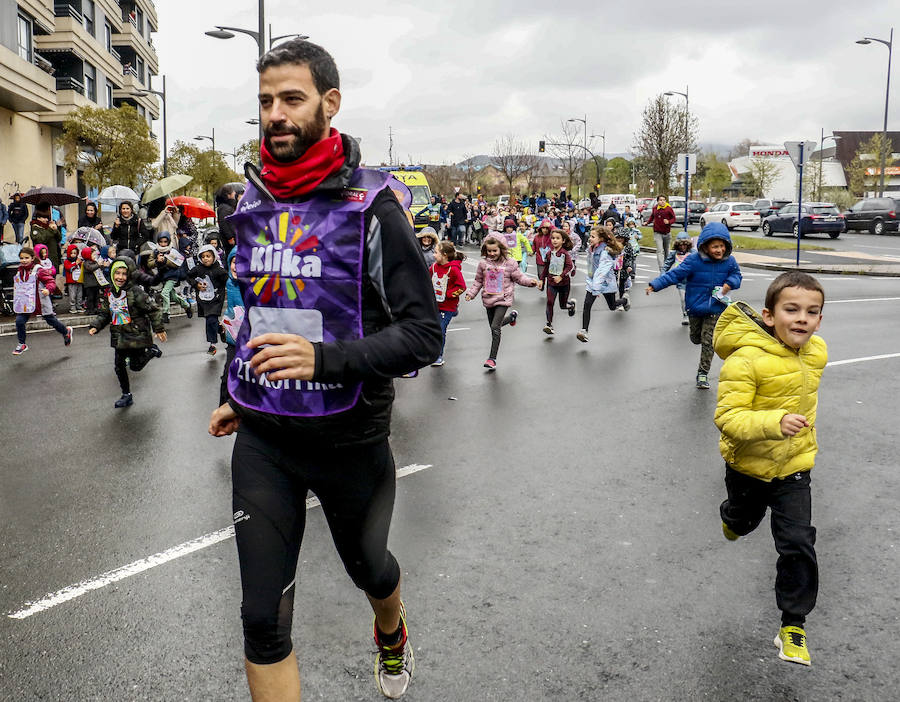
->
[[712, 271, 827, 667]]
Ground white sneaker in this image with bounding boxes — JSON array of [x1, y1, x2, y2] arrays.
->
[[576, 329, 589, 342], [431, 357, 444, 367], [374, 603, 414, 698]]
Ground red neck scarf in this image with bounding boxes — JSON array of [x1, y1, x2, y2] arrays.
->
[[259, 128, 345, 199]]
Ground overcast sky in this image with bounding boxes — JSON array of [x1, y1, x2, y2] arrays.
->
[[155, 0, 897, 167]]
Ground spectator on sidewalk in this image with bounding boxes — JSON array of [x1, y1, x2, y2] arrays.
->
[[8, 194, 29, 245]]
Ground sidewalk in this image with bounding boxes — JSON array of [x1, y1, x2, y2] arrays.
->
[[732, 249, 900, 277]]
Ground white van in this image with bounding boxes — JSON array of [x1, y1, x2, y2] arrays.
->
[[598, 193, 637, 211]]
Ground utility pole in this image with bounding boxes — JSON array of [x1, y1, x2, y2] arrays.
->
[[388, 126, 394, 165]]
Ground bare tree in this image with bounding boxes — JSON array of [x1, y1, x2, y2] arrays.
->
[[633, 94, 699, 195], [423, 164, 458, 199], [544, 121, 584, 195], [492, 135, 538, 196], [458, 153, 480, 196], [744, 158, 781, 198]]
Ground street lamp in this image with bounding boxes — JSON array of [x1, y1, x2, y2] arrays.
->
[[195, 127, 215, 153], [589, 132, 605, 192], [205, 1, 308, 147], [817, 132, 842, 201], [856, 29, 893, 197], [132, 74, 168, 177], [567, 115, 587, 196], [223, 149, 241, 172]]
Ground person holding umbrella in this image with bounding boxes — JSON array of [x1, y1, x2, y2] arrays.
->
[[111, 201, 151, 253], [29, 202, 62, 270], [8, 194, 30, 244]]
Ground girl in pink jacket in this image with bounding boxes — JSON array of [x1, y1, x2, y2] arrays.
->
[[465, 234, 538, 370]]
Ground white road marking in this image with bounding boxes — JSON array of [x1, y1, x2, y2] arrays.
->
[[828, 352, 900, 367], [826, 297, 900, 304], [445, 327, 471, 332], [7, 464, 434, 620]]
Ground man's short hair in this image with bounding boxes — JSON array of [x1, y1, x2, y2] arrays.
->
[[764, 270, 825, 310], [256, 39, 340, 95]]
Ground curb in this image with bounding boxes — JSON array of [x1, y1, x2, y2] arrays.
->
[[0, 309, 189, 337]]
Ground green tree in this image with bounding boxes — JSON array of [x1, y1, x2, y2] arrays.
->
[[236, 138, 260, 170], [59, 104, 159, 189], [603, 157, 632, 191], [696, 153, 732, 199], [846, 154, 867, 198], [168, 140, 238, 202], [633, 94, 699, 194], [858, 133, 895, 195]]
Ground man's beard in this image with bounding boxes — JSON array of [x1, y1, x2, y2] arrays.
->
[[264, 101, 329, 162]]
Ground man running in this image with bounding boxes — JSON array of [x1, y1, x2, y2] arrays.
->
[[208, 39, 441, 701]]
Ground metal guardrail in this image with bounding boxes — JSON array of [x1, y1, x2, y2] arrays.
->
[[32, 53, 56, 76], [56, 76, 85, 94], [53, 3, 83, 22]]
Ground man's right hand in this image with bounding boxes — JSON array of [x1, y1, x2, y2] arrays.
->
[[209, 403, 241, 437]]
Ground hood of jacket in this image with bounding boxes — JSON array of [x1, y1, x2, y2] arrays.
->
[[226, 246, 238, 279], [109, 255, 136, 292], [697, 221, 733, 258], [713, 301, 787, 361]]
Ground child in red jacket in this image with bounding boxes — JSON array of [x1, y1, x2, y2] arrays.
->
[[429, 240, 467, 367], [63, 243, 84, 313]]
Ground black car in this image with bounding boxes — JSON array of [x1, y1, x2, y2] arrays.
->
[[688, 201, 707, 223], [762, 202, 844, 239], [843, 197, 900, 235], [753, 198, 792, 219]]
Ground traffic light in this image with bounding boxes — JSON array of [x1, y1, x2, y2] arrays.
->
[[539, 140, 545, 153]]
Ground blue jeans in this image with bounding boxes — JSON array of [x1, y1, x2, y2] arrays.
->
[[438, 309, 457, 356], [16, 313, 68, 344], [451, 225, 466, 246], [12, 222, 25, 244]]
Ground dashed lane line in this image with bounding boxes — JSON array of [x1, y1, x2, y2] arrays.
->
[[7, 463, 434, 620], [828, 352, 900, 366]]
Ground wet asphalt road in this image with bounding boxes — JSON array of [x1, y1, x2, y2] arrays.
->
[[1, 253, 899, 701]]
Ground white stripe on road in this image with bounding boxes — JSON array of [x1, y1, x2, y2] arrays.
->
[[445, 327, 470, 332], [828, 352, 900, 367], [7, 463, 434, 620], [826, 297, 900, 304]]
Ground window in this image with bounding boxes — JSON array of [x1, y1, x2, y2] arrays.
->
[[106, 81, 114, 108], [17, 14, 33, 62], [84, 62, 97, 102], [105, 21, 113, 52], [733, 204, 754, 211], [136, 56, 145, 85], [83, 0, 95, 36], [136, 8, 144, 35]]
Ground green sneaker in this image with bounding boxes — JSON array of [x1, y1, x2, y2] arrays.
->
[[696, 373, 710, 389], [722, 522, 740, 541], [374, 603, 414, 698], [774, 626, 811, 666]]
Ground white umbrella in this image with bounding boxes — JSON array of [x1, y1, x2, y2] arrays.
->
[[98, 185, 140, 207]]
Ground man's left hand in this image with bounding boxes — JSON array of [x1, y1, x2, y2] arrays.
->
[[247, 333, 316, 381]]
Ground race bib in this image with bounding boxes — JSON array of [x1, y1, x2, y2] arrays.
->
[[548, 253, 564, 277], [484, 267, 503, 295], [197, 275, 215, 301], [432, 271, 448, 302], [109, 290, 131, 325]]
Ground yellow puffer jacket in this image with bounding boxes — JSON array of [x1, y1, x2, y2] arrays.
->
[[713, 301, 827, 481]]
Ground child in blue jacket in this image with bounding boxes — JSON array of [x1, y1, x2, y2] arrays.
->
[[218, 247, 243, 405], [645, 222, 741, 389]]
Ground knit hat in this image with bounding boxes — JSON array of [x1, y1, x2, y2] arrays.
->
[[81, 246, 94, 261], [157, 231, 171, 244], [503, 219, 516, 230]]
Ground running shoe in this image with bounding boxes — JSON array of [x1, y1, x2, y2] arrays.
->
[[696, 373, 710, 389], [722, 522, 740, 541], [483, 359, 496, 370], [681, 315, 690, 326], [567, 300, 576, 317], [508, 310, 518, 327], [543, 323, 554, 335], [185, 305, 194, 319], [64, 326, 73, 346], [150, 344, 163, 359], [162, 313, 170, 324], [577, 329, 589, 343], [207, 344, 217, 356], [12, 343, 28, 355], [774, 626, 811, 666], [621, 296, 631, 312], [374, 603, 414, 698], [114, 393, 134, 409], [431, 357, 444, 367]]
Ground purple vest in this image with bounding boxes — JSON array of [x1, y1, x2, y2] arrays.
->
[[227, 168, 404, 417]]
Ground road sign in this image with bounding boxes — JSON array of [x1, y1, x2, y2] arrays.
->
[[676, 153, 697, 175], [784, 141, 816, 168]]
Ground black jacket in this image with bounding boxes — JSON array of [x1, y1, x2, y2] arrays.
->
[[216, 200, 237, 254], [230, 133, 442, 446], [186, 261, 227, 317], [448, 199, 468, 226], [112, 216, 151, 253], [8, 201, 28, 224]]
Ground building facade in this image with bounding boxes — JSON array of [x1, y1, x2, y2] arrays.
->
[[0, 0, 159, 231]]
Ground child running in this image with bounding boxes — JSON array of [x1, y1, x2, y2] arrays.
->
[[531, 218, 553, 285], [712, 271, 827, 667], [88, 256, 166, 407], [11, 246, 72, 355], [541, 228, 576, 335], [614, 227, 634, 311], [577, 227, 623, 342], [429, 240, 467, 367], [645, 222, 741, 389], [662, 232, 694, 326], [465, 234, 538, 370], [187, 244, 227, 356]]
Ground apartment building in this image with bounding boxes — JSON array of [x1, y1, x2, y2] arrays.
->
[[0, 0, 160, 209]]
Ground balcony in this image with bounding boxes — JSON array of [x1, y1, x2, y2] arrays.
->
[[112, 22, 158, 74], [0, 44, 57, 112], [56, 76, 85, 94], [54, 2, 84, 22]]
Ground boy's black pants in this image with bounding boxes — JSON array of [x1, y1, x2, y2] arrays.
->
[[114, 347, 155, 394], [720, 464, 817, 626]]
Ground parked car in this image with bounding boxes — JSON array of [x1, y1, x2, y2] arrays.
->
[[668, 196, 687, 224], [762, 202, 844, 239], [753, 198, 792, 219], [843, 197, 900, 235], [688, 200, 707, 224], [699, 202, 761, 231], [636, 197, 656, 213]]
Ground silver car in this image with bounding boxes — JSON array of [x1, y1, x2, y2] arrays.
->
[[699, 202, 761, 231]]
